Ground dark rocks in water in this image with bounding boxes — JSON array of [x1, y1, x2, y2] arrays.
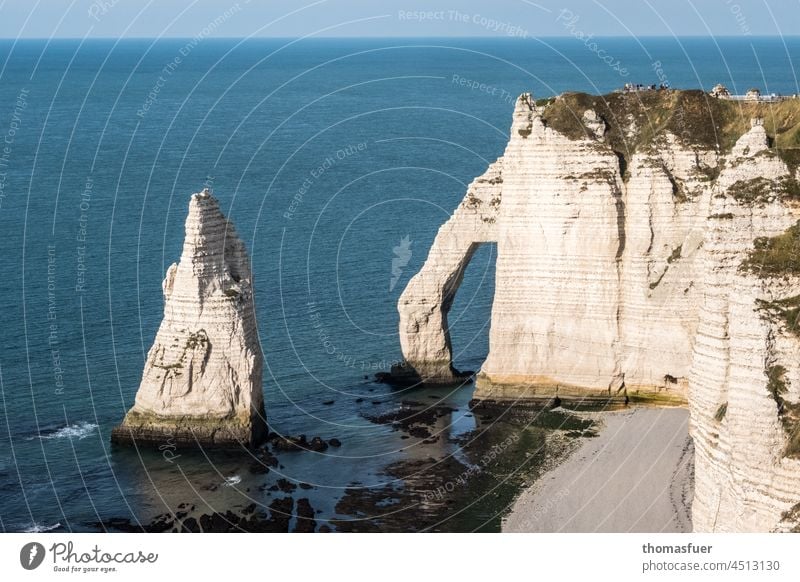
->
[[267, 497, 294, 531], [270, 434, 308, 451], [268, 433, 328, 452], [362, 402, 456, 437], [319, 525, 332, 533], [332, 488, 392, 532], [355, 398, 364, 403], [155, 519, 178, 532], [328, 438, 342, 447], [293, 498, 317, 533], [331, 455, 473, 532], [179, 499, 295, 533], [276, 478, 297, 493], [199, 511, 237, 533], [99, 495, 304, 533], [308, 436, 328, 452], [299, 482, 314, 490], [408, 426, 432, 439], [375, 363, 474, 388], [194, 509, 274, 533], [322, 400, 335, 406], [255, 447, 279, 467], [360, 399, 460, 442]]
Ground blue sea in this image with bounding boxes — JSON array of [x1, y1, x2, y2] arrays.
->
[[0, 36, 798, 532]]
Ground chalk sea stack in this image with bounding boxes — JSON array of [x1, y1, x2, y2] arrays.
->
[[112, 189, 267, 448], [397, 90, 800, 531]]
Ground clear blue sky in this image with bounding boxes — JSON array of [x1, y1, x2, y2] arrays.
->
[[0, 0, 797, 39]]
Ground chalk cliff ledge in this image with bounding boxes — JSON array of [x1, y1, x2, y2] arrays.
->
[[112, 189, 267, 448]]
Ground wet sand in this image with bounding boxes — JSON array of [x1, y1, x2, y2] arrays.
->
[[503, 407, 694, 533]]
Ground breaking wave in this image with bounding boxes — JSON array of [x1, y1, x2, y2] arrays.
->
[[36, 422, 99, 441], [23, 522, 62, 533], [223, 475, 242, 487]]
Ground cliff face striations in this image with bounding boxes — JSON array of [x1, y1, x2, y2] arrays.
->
[[397, 90, 800, 531], [112, 189, 267, 448]]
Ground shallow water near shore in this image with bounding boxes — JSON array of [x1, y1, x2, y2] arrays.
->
[[1, 37, 798, 531]]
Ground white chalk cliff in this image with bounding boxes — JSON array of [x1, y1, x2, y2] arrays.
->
[[113, 189, 267, 447], [397, 91, 800, 532]]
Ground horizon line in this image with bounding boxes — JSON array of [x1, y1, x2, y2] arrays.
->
[[1, 34, 800, 41]]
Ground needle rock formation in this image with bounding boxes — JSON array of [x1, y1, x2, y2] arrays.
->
[[112, 189, 267, 448], [397, 90, 800, 532]]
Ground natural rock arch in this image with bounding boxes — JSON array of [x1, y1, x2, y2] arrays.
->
[[395, 92, 800, 532], [393, 160, 502, 385]]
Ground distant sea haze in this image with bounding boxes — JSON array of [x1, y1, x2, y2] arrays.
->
[[0, 36, 797, 531]]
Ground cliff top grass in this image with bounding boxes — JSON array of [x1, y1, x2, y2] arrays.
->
[[538, 89, 800, 171]]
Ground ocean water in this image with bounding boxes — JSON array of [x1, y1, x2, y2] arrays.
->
[[0, 37, 799, 532]]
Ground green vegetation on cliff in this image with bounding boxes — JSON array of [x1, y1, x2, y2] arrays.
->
[[538, 90, 800, 173], [765, 365, 800, 458], [756, 294, 800, 336], [742, 222, 800, 277], [782, 502, 800, 532], [727, 175, 800, 206]]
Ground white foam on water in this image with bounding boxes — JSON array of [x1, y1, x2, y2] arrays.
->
[[38, 421, 99, 441], [23, 522, 61, 533], [223, 475, 242, 487]]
